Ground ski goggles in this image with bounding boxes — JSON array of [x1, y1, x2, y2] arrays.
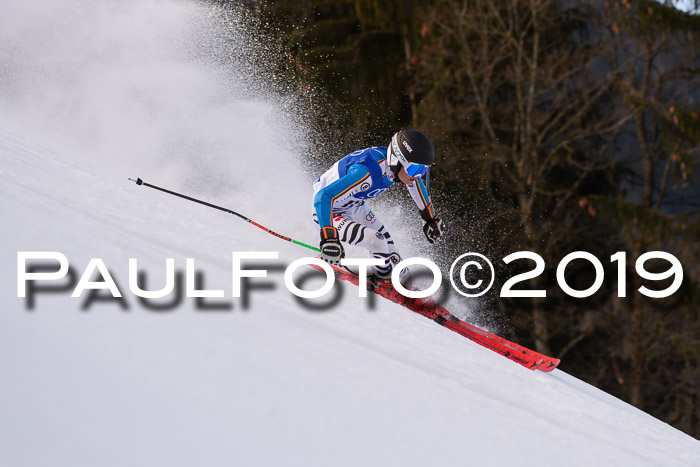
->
[[404, 162, 429, 177]]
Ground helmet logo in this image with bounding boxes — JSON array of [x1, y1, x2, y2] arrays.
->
[[392, 140, 409, 165], [402, 141, 413, 153]]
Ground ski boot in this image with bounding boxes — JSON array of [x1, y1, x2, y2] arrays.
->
[[367, 274, 394, 293]]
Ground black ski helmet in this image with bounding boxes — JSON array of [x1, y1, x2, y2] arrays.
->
[[387, 130, 434, 175]]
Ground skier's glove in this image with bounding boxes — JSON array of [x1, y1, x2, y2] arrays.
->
[[420, 204, 446, 244], [423, 217, 446, 244], [320, 226, 344, 265]]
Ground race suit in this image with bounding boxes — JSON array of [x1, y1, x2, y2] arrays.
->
[[312, 146, 433, 279]]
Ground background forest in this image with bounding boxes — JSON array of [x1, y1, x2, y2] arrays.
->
[[222, 0, 699, 438]]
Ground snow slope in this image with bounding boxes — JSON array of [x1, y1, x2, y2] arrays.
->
[[2, 118, 699, 467], [1, 1, 699, 466]]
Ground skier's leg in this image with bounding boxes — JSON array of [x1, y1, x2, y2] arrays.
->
[[339, 205, 402, 280], [313, 204, 404, 280]]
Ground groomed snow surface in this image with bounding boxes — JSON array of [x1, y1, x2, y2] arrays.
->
[[2, 120, 699, 467], [1, 1, 699, 465]]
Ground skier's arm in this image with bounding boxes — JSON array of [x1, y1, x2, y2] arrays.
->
[[406, 177, 446, 243], [406, 177, 435, 220], [314, 164, 371, 230]]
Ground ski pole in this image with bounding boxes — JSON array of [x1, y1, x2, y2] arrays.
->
[[128, 177, 320, 253]]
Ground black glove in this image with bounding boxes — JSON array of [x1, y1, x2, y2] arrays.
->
[[320, 226, 344, 265], [423, 217, 446, 243], [420, 206, 446, 244]]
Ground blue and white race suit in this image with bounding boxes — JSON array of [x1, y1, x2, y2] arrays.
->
[[312, 146, 433, 278]]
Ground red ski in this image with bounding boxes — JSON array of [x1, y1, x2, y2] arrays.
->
[[313, 263, 560, 372]]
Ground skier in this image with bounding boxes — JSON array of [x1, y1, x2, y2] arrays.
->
[[312, 129, 446, 288]]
